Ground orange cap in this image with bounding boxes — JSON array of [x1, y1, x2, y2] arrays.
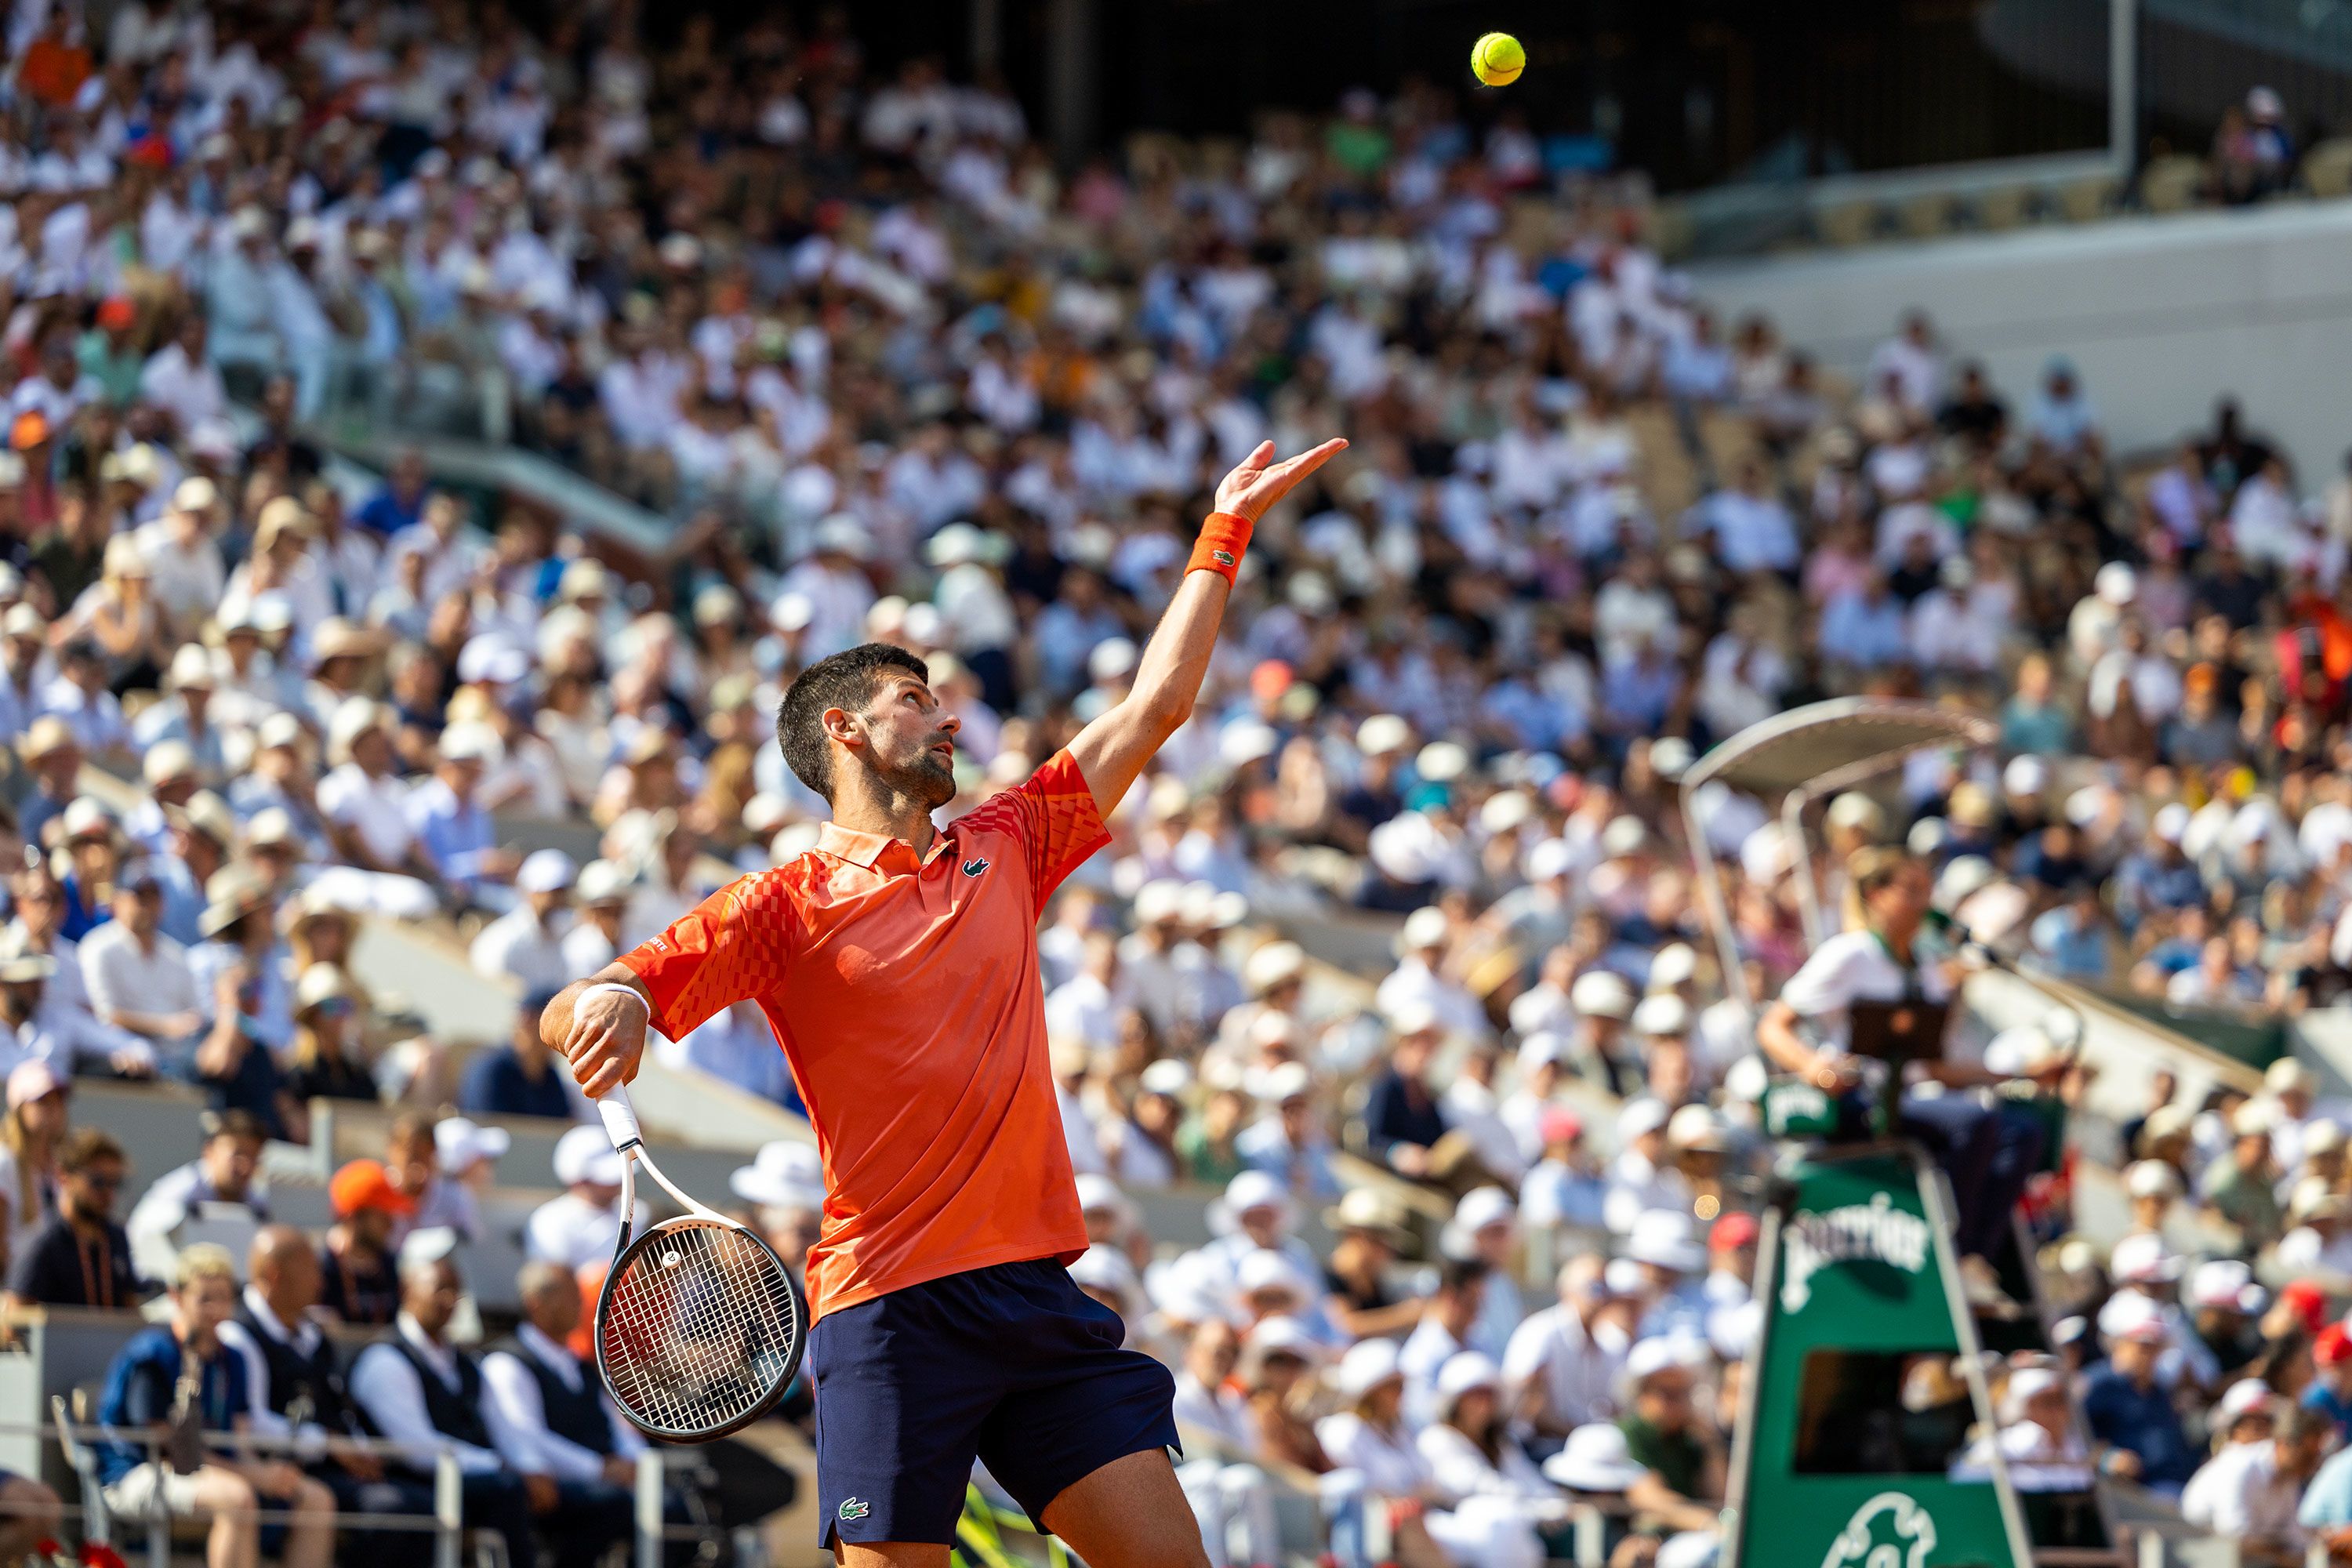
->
[[330, 1158, 418, 1218], [9, 412, 49, 451]]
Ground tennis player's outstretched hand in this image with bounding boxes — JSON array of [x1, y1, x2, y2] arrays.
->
[[544, 968, 652, 1100], [1214, 437, 1348, 521]]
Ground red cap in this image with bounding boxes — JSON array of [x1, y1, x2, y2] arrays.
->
[[1711, 1212, 1760, 1252], [2279, 1279, 2329, 1336], [1537, 1105, 1583, 1145], [96, 297, 136, 330], [1250, 660, 1294, 702], [330, 1159, 417, 1218], [2319, 1323, 2352, 1367]]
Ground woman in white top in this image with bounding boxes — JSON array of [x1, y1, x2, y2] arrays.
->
[[1315, 1341, 1542, 1568], [1414, 1353, 1564, 1567]]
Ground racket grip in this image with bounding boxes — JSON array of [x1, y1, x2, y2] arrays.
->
[[596, 1086, 643, 1151]]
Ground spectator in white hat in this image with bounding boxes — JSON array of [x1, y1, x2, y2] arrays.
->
[[1500, 1030, 1570, 1167], [1566, 968, 1639, 1100], [1445, 1185, 1524, 1362], [1417, 1352, 1564, 1544], [1624, 1210, 1711, 1341], [1377, 905, 1488, 1045], [1117, 880, 1192, 1041], [1236, 1061, 1340, 1203], [2183, 1261, 2267, 1386], [728, 1140, 826, 1283], [2198, 1098, 2284, 1250], [2260, 1058, 2317, 1172], [318, 699, 436, 885], [408, 723, 525, 910], [561, 860, 634, 981], [469, 849, 578, 996], [1237, 1314, 1333, 1472], [2124, 1156, 2183, 1236], [523, 1125, 630, 1273], [1196, 1169, 1326, 1320], [419, 1117, 510, 1243], [1215, 938, 1309, 1063], [1504, 1254, 1635, 1443], [1952, 1365, 2090, 1490], [1616, 1336, 1723, 1535], [1603, 1098, 1690, 1235], [2085, 1291, 2198, 1494], [2181, 1403, 2326, 1562]]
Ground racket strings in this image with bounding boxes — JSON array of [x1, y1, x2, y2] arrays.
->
[[600, 1220, 800, 1436]]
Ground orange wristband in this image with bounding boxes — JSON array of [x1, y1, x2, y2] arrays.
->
[[1186, 512, 1253, 586]]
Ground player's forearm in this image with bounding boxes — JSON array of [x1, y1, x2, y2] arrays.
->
[[1128, 566, 1229, 738]]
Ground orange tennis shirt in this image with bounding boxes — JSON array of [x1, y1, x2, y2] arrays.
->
[[616, 748, 1109, 1320]]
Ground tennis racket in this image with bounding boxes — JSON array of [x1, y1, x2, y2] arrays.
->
[[589, 1087, 808, 1442]]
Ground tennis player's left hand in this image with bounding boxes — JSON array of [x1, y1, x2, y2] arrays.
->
[[1212, 437, 1348, 523], [561, 985, 648, 1100]]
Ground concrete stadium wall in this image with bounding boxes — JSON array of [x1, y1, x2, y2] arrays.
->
[[1691, 201, 2352, 485]]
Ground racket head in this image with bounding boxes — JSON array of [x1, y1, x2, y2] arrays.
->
[[593, 1213, 807, 1442]]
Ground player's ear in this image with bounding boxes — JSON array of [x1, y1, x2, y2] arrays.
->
[[818, 705, 862, 751]]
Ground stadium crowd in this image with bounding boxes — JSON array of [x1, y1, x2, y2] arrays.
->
[[9, 0, 2352, 1563]]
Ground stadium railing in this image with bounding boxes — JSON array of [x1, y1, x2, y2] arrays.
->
[[28, 1410, 720, 1568]]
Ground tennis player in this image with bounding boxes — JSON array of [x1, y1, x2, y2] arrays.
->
[[545, 437, 1344, 1568]]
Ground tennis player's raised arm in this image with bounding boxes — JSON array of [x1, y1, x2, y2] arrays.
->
[[1068, 437, 1345, 816]]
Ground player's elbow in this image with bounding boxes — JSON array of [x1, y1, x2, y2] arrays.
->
[[1139, 685, 1195, 738]]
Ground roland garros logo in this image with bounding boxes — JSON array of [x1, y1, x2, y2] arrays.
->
[[1819, 1494, 1937, 1568], [1779, 1192, 1933, 1312]]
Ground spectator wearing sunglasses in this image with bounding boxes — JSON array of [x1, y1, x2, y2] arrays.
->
[[4, 1125, 145, 1310]]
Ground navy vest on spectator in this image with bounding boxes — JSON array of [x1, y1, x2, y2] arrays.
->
[[492, 1336, 615, 1456], [386, 1335, 494, 1451]]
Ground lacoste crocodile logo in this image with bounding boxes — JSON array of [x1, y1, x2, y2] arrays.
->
[[962, 858, 989, 877], [837, 1498, 869, 1523]]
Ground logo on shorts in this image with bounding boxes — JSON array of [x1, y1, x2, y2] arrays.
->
[[961, 858, 989, 877], [1211, 550, 1236, 566], [837, 1498, 869, 1523]]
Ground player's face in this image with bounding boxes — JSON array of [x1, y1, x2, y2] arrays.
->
[[853, 674, 960, 809]]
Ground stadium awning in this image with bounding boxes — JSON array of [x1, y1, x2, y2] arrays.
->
[[1681, 698, 1998, 799]]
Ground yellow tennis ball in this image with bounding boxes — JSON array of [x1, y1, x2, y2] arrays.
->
[[1471, 31, 1525, 87]]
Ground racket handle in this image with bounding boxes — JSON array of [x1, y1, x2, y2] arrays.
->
[[596, 1086, 643, 1151]]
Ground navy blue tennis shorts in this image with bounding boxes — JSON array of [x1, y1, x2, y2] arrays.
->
[[809, 1256, 1180, 1547]]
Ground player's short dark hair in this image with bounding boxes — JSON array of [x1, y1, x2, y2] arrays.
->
[[776, 642, 931, 802]]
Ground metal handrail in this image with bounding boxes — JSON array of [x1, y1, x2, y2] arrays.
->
[[0, 1418, 715, 1568]]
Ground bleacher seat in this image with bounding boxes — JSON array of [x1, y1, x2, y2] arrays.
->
[[2304, 137, 2352, 199], [2141, 155, 2207, 214], [2054, 172, 2118, 223]]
